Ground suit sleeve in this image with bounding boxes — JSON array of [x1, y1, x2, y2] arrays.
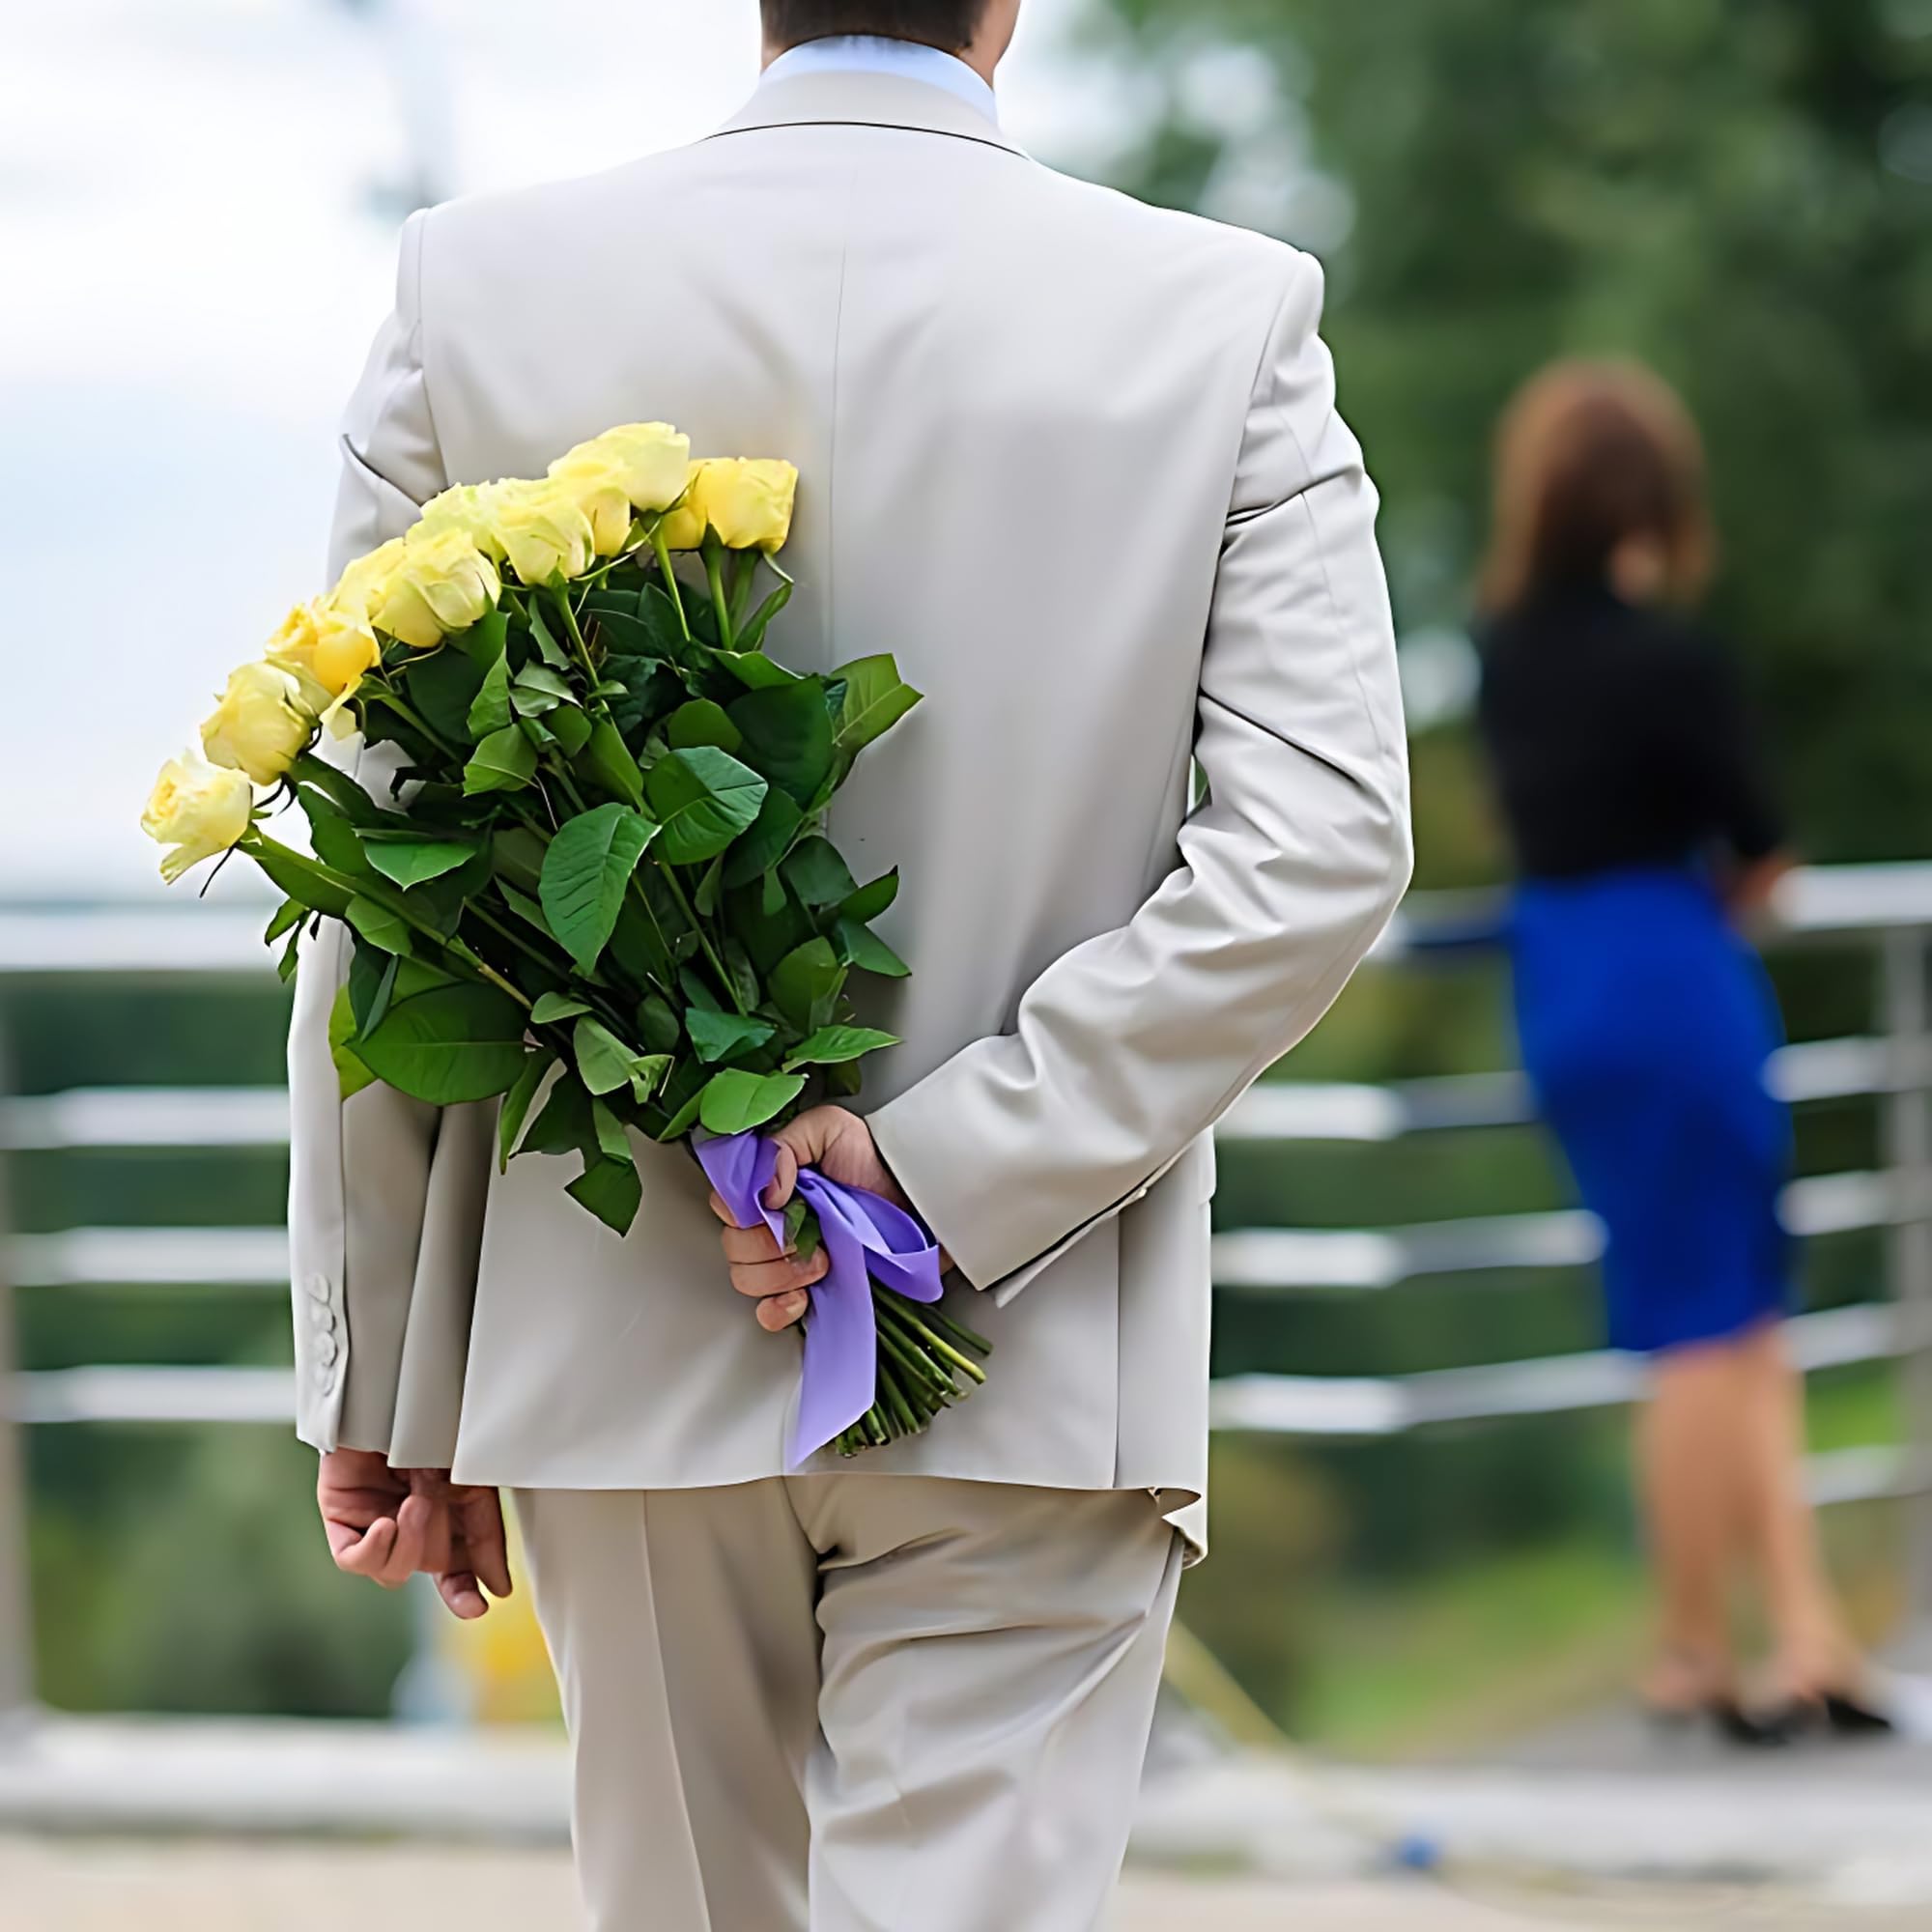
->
[[288, 209, 450, 1455], [868, 257, 1412, 1297]]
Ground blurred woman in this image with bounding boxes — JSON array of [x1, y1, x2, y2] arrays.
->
[[1475, 360, 1888, 1742]]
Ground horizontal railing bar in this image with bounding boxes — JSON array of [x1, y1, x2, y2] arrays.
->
[[12, 1367, 297, 1426], [12, 1228, 290, 1290], [1210, 1170, 1909, 1292], [1207, 1302, 1915, 1438], [0, 1088, 290, 1152], [12, 1168, 1914, 1293]]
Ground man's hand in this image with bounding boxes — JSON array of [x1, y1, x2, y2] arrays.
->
[[707, 1105, 911, 1334], [317, 1447, 513, 1621]]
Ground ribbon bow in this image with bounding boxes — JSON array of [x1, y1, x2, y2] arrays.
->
[[696, 1130, 944, 1467]]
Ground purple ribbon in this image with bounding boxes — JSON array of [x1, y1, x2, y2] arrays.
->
[[696, 1130, 944, 1468]]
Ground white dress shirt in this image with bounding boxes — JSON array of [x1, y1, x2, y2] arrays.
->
[[759, 34, 1000, 126]]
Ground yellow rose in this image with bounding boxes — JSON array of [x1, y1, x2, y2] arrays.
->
[[266, 599, 381, 705], [200, 660, 313, 786], [330, 537, 408, 621], [546, 449, 638, 556], [490, 480, 597, 585], [690, 458, 798, 552], [576, 422, 691, 513], [372, 527, 501, 648], [414, 482, 510, 562], [654, 467, 708, 552], [142, 747, 254, 884]]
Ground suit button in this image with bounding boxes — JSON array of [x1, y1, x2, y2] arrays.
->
[[302, 1273, 331, 1303], [318, 1366, 338, 1396], [314, 1332, 339, 1367]]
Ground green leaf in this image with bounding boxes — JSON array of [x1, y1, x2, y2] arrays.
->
[[302, 803, 379, 883], [408, 647, 489, 743], [760, 870, 785, 917], [687, 1009, 777, 1065], [781, 836, 857, 908], [353, 983, 531, 1105], [667, 698, 744, 753], [490, 826, 548, 895], [574, 1015, 645, 1096], [655, 1087, 706, 1143], [696, 1068, 808, 1136], [694, 855, 724, 917], [292, 751, 384, 826], [498, 1048, 557, 1170], [735, 571, 794, 655], [464, 724, 538, 794], [549, 705, 593, 757], [838, 916, 911, 979], [247, 837, 354, 923], [530, 992, 592, 1024], [345, 894, 413, 957], [628, 1054, 672, 1103], [328, 986, 377, 1101], [468, 653, 513, 736], [581, 716, 646, 809], [783, 1024, 900, 1070], [729, 680, 835, 806], [589, 1095, 633, 1164], [519, 1072, 594, 1156], [721, 784, 805, 889], [526, 601, 569, 668], [359, 835, 480, 890], [512, 664, 576, 717], [567, 1152, 643, 1235], [770, 937, 843, 1032], [722, 938, 762, 1016], [841, 870, 900, 923], [636, 993, 682, 1055], [713, 649, 800, 691], [498, 882, 553, 939], [457, 603, 509, 668], [643, 747, 769, 866], [539, 803, 659, 973], [832, 655, 923, 773], [264, 898, 304, 947]]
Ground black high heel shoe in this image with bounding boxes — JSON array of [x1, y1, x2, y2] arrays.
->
[[1745, 1687, 1895, 1743], [1642, 1693, 1800, 1747]]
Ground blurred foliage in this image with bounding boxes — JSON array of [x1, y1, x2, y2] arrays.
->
[[1088, 0, 1932, 876]]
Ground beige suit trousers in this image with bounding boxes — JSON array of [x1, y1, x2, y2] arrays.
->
[[516, 1479, 1182, 1932]]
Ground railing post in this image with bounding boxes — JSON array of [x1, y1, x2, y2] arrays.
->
[[1881, 925, 1932, 1641], [0, 1009, 35, 1730]]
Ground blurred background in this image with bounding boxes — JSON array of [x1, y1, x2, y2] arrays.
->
[[5, 0, 1932, 1923]]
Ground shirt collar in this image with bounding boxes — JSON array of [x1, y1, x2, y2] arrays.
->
[[759, 35, 999, 128]]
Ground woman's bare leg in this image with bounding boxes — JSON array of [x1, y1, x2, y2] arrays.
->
[[1732, 1320, 1861, 1697], [1636, 1337, 1749, 1705]]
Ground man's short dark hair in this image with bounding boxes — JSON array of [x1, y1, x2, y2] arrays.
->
[[762, 3, 988, 53]]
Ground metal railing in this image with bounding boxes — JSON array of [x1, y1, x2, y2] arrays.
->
[[1, 863, 1930, 1717]]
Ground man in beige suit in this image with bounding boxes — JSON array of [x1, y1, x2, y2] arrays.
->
[[298, 1, 1410, 1924]]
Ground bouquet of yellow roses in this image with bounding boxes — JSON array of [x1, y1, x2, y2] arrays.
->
[[142, 423, 988, 1461]]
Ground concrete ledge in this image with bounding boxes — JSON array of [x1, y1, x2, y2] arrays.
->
[[5, 1715, 1932, 1904]]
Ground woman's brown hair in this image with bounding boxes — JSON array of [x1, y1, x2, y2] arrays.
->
[[1477, 359, 1715, 614]]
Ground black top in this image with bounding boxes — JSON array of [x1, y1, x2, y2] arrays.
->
[[1477, 584, 1785, 882]]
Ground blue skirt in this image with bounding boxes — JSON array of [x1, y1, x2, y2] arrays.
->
[[1509, 867, 1793, 1354]]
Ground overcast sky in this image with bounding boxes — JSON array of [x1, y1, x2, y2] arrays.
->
[[0, 0, 1122, 901]]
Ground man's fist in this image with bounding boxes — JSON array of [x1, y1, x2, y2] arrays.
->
[[706, 1105, 909, 1334], [317, 1448, 513, 1621]]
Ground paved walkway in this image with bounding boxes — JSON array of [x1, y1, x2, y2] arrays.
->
[[10, 1837, 1926, 1932]]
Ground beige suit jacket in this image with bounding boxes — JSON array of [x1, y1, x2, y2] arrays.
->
[[287, 71, 1412, 1541]]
